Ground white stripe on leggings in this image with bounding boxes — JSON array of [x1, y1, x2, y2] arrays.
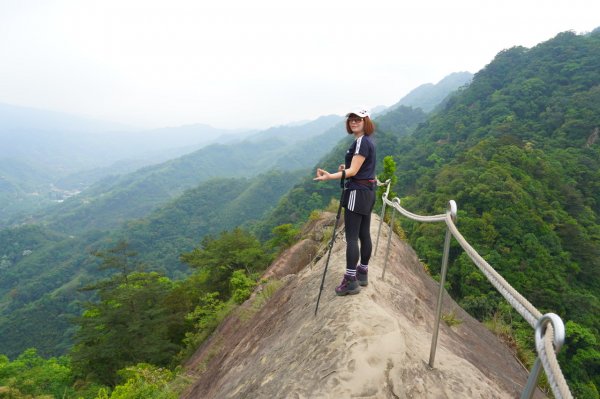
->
[[348, 190, 356, 211]]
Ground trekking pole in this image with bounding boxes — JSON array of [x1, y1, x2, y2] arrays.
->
[[314, 170, 345, 316]]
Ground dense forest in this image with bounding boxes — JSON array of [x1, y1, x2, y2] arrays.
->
[[0, 231, 280, 397], [0, 169, 304, 358], [1, 29, 599, 397], [396, 30, 600, 397]]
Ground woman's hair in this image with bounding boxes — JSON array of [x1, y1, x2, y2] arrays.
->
[[346, 115, 375, 135]]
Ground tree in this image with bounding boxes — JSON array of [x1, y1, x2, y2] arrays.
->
[[559, 321, 600, 397], [266, 223, 300, 254], [105, 364, 178, 399], [179, 228, 270, 298], [71, 242, 180, 387], [0, 348, 75, 398], [180, 292, 226, 356], [230, 270, 257, 304], [377, 155, 398, 208], [83, 239, 146, 292]]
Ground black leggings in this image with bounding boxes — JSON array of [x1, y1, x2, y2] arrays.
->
[[344, 209, 372, 271]]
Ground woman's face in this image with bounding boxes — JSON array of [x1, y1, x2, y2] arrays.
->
[[348, 115, 365, 134]]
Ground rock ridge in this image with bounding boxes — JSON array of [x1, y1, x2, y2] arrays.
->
[[182, 213, 544, 398]]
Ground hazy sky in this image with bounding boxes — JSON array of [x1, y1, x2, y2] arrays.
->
[[1, 0, 598, 130]]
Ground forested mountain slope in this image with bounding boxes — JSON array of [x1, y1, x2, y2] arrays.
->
[[258, 29, 600, 397], [0, 169, 302, 358], [404, 31, 600, 397], [32, 115, 342, 234]]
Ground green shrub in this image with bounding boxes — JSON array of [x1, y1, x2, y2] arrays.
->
[[230, 270, 257, 304]]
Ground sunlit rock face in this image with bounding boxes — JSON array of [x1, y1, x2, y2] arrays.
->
[[183, 213, 544, 399]]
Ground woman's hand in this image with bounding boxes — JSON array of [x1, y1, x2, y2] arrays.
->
[[338, 164, 345, 172], [314, 168, 330, 181]]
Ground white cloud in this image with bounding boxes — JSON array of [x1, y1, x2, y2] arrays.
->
[[0, 0, 598, 129]]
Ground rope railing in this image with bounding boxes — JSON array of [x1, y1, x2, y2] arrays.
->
[[375, 180, 573, 399]]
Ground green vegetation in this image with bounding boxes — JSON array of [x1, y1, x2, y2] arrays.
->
[[376, 155, 398, 208], [0, 170, 301, 358], [383, 30, 600, 397], [0, 349, 75, 398], [97, 364, 193, 399], [441, 310, 462, 327], [70, 241, 183, 387], [1, 28, 599, 398], [1, 224, 280, 397]]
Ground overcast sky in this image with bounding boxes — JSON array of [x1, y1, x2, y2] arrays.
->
[[0, 0, 598, 130]]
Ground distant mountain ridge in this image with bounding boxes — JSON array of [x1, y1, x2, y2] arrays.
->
[[388, 71, 473, 112], [0, 104, 255, 224], [0, 102, 133, 133], [0, 104, 250, 168], [31, 115, 343, 233]]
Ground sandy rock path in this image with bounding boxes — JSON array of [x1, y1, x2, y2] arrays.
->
[[183, 213, 544, 399]]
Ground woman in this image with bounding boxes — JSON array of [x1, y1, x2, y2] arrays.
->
[[314, 107, 376, 295]]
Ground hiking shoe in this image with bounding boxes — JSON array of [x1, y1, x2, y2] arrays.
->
[[357, 265, 368, 286], [335, 274, 360, 296]]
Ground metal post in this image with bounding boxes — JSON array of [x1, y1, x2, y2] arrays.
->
[[374, 197, 386, 255], [428, 200, 457, 368], [374, 180, 391, 255], [381, 198, 398, 280], [520, 313, 566, 399], [520, 358, 543, 399]]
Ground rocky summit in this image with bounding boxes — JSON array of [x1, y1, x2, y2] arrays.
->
[[182, 213, 545, 398]]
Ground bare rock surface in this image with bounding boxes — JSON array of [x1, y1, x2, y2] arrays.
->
[[182, 213, 544, 398]]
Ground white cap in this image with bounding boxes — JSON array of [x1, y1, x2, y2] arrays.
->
[[345, 107, 370, 118]]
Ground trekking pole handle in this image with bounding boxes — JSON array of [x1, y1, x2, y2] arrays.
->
[[340, 170, 345, 188]]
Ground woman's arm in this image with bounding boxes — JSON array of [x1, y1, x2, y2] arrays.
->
[[314, 155, 366, 181]]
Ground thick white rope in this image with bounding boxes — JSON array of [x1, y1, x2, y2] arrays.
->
[[538, 323, 573, 399], [382, 194, 573, 398]]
